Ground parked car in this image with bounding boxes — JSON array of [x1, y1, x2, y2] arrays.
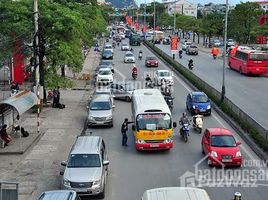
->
[[109, 83, 135, 102], [186, 91, 211, 116], [186, 45, 198, 55], [102, 49, 113, 60], [104, 43, 114, 53], [154, 39, 161, 44], [87, 95, 114, 127], [60, 135, 109, 198], [94, 87, 114, 106], [145, 56, 159, 67], [201, 128, 242, 167], [182, 41, 192, 51], [121, 43, 130, 51], [124, 51, 135, 63], [96, 68, 113, 85], [38, 190, 80, 200], [162, 37, 170, 45], [99, 60, 114, 73], [154, 70, 174, 86], [227, 39, 235, 47]]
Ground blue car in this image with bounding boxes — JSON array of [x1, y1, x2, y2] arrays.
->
[[186, 92, 211, 116]]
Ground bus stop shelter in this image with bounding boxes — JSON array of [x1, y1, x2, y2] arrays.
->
[[0, 90, 37, 151]]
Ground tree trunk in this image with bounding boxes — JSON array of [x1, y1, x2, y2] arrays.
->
[[197, 33, 200, 44], [203, 35, 205, 46], [193, 32, 195, 43], [61, 65, 65, 77]]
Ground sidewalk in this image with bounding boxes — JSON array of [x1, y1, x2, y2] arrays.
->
[[0, 45, 101, 155]]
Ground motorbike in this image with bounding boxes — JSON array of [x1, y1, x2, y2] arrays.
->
[[145, 80, 155, 88], [188, 61, 193, 70], [132, 71, 138, 80], [139, 53, 142, 60], [179, 50, 183, 59], [213, 54, 217, 59], [164, 96, 174, 112], [180, 123, 190, 142], [192, 114, 203, 134], [10, 89, 18, 97]]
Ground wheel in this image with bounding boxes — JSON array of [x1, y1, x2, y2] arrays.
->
[[98, 184, 105, 199], [198, 128, 202, 134], [190, 108, 195, 116], [239, 67, 243, 74], [184, 135, 188, 143], [110, 123, 114, 128], [125, 96, 131, 102]]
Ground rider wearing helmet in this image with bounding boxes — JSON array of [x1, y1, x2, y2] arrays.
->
[[145, 74, 151, 82], [132, 65, 138, 74], [179, 112, 190, 125]]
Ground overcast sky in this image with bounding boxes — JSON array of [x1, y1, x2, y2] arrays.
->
[[136, 0, 255, 6]]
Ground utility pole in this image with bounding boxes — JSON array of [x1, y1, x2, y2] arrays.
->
[[221, 0, 228, 102], [173, 1, 176, 34], [153, 0, 156, 30], [144, 0, 146, 26], [33, 0, 40, 135]]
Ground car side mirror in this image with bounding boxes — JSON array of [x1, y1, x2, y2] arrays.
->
[[103, 160, 110, 166], [236, 141, 241, 146], [86, 105, 89, 109], [61, 161, 67, 166], [132, 124, 136, 131], [59, 171, 64, 176], [112, 105, 115, 108], [173, 122, 177, 128]]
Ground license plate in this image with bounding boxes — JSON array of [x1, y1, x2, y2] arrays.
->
[[200, 109, 205, 112], [256, 68, 259, 71], [222, 159, 232, 162], [150, 144, 159, 147], [96, 121, 104, 124]]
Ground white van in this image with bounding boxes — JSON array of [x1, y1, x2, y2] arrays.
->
[[142, 187, 211, 200]]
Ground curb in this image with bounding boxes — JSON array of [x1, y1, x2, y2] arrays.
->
[[144, 42, 268, 162]]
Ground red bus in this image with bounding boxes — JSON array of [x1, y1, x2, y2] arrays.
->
[[227, 46, 268, 75]]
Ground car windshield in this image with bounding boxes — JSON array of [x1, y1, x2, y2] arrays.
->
[[136, 113, 171, 130], [147, 57, 156, 60], [100, 61, 113, 66], [159, 71, 170, 77], [249, 53, 268, 61], [124, 84, 134, 91], [190, 46, 197, 48], [122, 44, 128, 46], [103, 50, 112, 54], [192, 94, 208, 103], [214, 40, 220, 43], [105, 46, 112, 49], [186, 42, 192, 45], [211, 135, 236, 147], [68, 154, 101, 168], [90, 101, 111, 110], [126, 53, 133, 57], [98, 70, 111, 75]]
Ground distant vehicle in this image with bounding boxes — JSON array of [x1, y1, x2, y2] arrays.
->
[[94, 87, 114, 106], [186, 91, 211, 116], [60, 135, 109, 198], [145, 31, 154, 42], [124, 51, 135, 63], [227, 39, 235, 47], [142, 187, 211, 200], [182, 41, 192, 50], [163, 37, 170, 45], [153, 31, 164, 44], [202, 128, 242, 167], [131, 89, 177, 150], [125, 29, 131, 38], [186, 45, 198, 55], [99, 60, 114, 73], [104, 43, 114, 53], [95, 65, 113, 76], [109, 83, 135, 102], [87, 95, 114, 127], [154, 70, 174, 86], [119, 32, 125, 39], [129, 33, 141, 46], [96, 68, 113, 85], [121, 43, 130, 51], [102, 49, 113, 60], [38, 190, 80, 200], [227, 46, 268, 75], [210, 39, 221, 47], [145, 56, 158, 67]]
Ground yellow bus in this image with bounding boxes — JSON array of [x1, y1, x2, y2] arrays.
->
[[131, 89, 177, 150]]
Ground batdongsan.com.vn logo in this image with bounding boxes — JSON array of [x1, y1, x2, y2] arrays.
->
[[179, 155, 268, 188]]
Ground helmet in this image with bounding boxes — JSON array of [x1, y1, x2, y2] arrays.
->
[[183, 112, 187, 117]]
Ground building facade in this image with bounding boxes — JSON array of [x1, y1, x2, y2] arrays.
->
[[164, 0, 197, 18], [255, 1, 268, 11]]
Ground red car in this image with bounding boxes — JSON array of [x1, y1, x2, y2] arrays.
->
[[201, 128, 242, 167], [145, 56, 158, 67]]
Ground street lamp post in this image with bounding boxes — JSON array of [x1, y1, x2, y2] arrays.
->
[[153, 0, 156, 31], [221, 0, 228, 102], [173, 2, 176, 34]]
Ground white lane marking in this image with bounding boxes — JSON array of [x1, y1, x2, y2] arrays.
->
[[154, 47, 258, 162], [114, 69, 126, 80]]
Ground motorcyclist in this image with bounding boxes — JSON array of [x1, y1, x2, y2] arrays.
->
[[211, 47, 219, 59], [112, 42, 116, 48], [132, 65, 138, 75], [188, 59, 193, 69], [139, 50, 143, 59], [145, 74, 151, 82], [179, 112, 190, 126], [179, 49, 183, 58]]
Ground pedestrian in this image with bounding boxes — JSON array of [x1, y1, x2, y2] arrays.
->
[[13, 115, 20, 131], [56, 87, 60, 107], [121, 118, 133, 146], [0, 124, 12, 147], [52, 87, 60, 108]]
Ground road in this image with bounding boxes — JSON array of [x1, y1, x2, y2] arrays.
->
[[155, 43, 268, 129], [5, 39, 267, 200]]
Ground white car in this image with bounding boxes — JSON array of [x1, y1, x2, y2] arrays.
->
[[121, 43, 130, 51], [104, 43, 114, 54], [124, 51, 135, 63], [119, 32, 125, 39], [96, 68, 113, 85], [154, 70, 174, 86], [182, 42, 192, 51]]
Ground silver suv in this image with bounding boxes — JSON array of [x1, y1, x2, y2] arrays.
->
[[38, 190, 80, 200], [87, 94, 114, 127], [61, 136, 109, 199]]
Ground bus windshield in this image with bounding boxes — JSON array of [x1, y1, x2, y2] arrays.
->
[[136, 113, 171, 131], [249, 53, 268, 61]]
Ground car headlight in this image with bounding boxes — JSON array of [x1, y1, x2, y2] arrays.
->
[[207, 105, 211, 109], [109, 78, 113, 82], [88, 116, 94, 120], [106, 115, 113, 120], [164, 138, 172, 143], [210, 151, 218, 158], [93, 180, 101, 187], [236, 151, 242, 157], [63, 179, 71, 187], [192, 105, 196, 109], [136, 139, 145, 144]]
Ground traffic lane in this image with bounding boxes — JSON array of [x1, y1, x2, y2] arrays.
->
[[156, 43, 268, 129], [92, 42, 268, 200]]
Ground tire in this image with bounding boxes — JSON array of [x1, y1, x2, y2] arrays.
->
[[98, 184, 105, 199], [125, 96, 131, 102], [184, 135, 188, 143], [239, 67, 243, 74], [190, 108, 195, 116]]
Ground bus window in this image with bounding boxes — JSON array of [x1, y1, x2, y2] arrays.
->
[[249, 53, 268, 61]]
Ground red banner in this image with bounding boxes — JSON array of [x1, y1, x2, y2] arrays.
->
[[135, 22, 139, 31], [142, 25, 147, 33], [171, 36, 178, 52]]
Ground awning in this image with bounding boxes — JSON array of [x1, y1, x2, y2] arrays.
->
[[0, 90, 38, 115]]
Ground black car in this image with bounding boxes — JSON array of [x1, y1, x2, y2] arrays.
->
[[154, 39, 161, 44], [102, 49, 113, 60], [163, 38, 170, 45]]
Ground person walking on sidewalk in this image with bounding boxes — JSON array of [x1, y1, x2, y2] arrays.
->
[[121, 118, 133, 146], [0, 124, 12, 147]]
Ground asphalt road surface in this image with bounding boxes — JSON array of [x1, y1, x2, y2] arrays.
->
[[84, 39, 268, 200], [155, 43, 268, 130]]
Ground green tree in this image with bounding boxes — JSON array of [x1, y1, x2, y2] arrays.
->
[[228, 2, 264, 44]]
